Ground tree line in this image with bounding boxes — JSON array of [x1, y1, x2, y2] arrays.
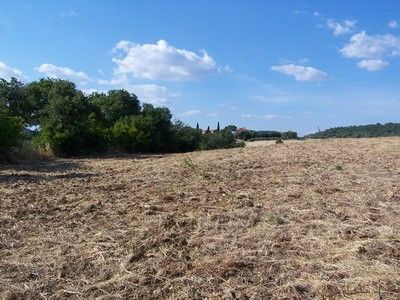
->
[[0, 77, 242, 159], [235, 129, 298, 141], [305, 123, 400, 139]]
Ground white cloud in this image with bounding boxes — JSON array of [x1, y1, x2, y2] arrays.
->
[[35, 63, 91, 83], [0, 61, 25, 80], [388, 20, 398, 29], [271, 64, 328, 81], [129, 84, 180, 105], [111, 39, 217, 81], [340, 31, 400, 71], [178, 110, 202, 117], [340, 31, 400, 59], [357, 59, 388, 71], [326, 19, 356, 36], [208, 112, 218, 117], [98, 75, 179, 105]]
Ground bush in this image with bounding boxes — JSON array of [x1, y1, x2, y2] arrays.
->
[[282, 131, 298, 139], [201, 129, 241, 150], [0, 107, 23, 159], [111, 116, 149, 152], [37, 89, 107, 156], [172, 121, 202, 152]]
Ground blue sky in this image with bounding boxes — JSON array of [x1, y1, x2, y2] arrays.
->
[[1, 1, 400, 135]]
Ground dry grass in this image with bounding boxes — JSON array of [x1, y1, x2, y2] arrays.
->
[[1, 138, 399, 299]]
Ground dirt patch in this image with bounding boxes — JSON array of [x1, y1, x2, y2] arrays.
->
[[1, 138, 399, 299]]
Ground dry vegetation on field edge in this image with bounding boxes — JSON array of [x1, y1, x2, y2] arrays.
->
[[1, 138, 399, 299]]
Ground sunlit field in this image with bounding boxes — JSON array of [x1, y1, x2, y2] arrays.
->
[[1, 138, 399, 299]]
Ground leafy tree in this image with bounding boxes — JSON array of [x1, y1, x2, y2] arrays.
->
[[111, 115, 148, 152], [0, 104, 23, 159], [305, 123, 400, 139], [37, 85, 106, 156], [237, 130, 255, 140], [26, 78, 82, 126], [137, 104, 174, 152], [89, 90, 140, 127], [111, 104, 174, 153], [0, 78, 33, 124], [282, 131, 298, 139], [201, 128, 239, 150], [0, 76, 249, 157], [224, 125, 237, 132], [172, 121, 202, 152]]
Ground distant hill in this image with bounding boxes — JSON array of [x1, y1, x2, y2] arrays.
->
[[305, 122, 400, 139]]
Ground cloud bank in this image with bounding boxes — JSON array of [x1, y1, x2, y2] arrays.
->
[[0, 61, 25, 80], [36, 63, 91, 83], [111, 40, 217, 81]]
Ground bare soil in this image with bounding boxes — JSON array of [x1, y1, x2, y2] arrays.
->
[[1, 138, 399, 299]]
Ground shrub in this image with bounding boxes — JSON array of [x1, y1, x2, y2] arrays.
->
[[282, 130, 298, 139], [172, 121, 202, 152], [0, 107, 23, 160], [268, 213, 286, 225], [37, 91, 107, 156], [111, 116, 149, 152], [201, 129, 240, 150]]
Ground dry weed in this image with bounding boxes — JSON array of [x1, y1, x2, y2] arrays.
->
[[0, 138, 399, 299]]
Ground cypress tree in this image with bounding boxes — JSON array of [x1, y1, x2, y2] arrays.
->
[[217, 122, 220, 132]]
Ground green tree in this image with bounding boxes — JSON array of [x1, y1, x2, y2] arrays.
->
[[172, 121, 202, 152], [0, 105, 23, 159], [138, 104, 174, 152], [201, 128, 238, 150], [37, 85, 106, 156], [111, 115, 148, 152], [0, 78, 33, 124], [26, 78, 82, 126], [224, 125, 237, 132], [111, 104, 174, 153], [89, 90, 141, 127], [282, 130, 298, 139]]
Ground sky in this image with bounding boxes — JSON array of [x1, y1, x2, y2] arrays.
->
[[1, 0, 400, 135]]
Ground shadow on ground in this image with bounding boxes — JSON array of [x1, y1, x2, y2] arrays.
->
[[0, 160, 82, 173], [0, 153, 168, 184], [0, 172, 96, 184]]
